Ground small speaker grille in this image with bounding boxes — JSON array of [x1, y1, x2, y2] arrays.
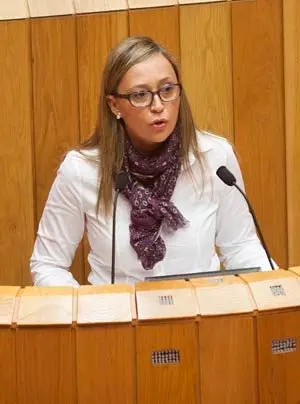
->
[[272, 337, 297, 354], [270, 284, 286, 297], [158, 295, 174, 305], [152, 349, 180, 365]]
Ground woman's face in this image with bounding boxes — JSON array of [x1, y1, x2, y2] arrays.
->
[[108, 53, 181, 153]]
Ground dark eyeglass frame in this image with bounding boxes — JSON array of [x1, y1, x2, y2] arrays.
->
[[110, 83, 182, 108]]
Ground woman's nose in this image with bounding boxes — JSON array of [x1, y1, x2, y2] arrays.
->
[[150, 93, 164, 112]]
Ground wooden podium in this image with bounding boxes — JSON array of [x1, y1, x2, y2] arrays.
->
[[0, 286, 19, 404], [76, 284, 135, 404], [2, 268, 300, 403], [241, 269, 300, 404], [15, 286, 75, 404], [191, 275, 258, 404], [135, 280, 199, 404]]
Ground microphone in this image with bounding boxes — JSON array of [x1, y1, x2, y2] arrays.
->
[[216, 166, 275, 270], [111, 171, 129, 284]]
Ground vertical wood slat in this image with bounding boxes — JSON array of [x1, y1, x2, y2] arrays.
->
[[77, 11, 128, 142], [0, 329, 17, 403], [16, 327, 75, 404], [15, 287, 75, 404], [0, 287, 20, 404], [129, 6, 180, 60], [31, 16, 84, 284], [76, 326, 136, 403], [0, 20, 34, 286], [136, 322, 199, 404], [180, 3, 234, 141], [257, 311, 300, 403], [76, 11, 128, 280], [283, 0, 300, 266], [198, 316, 258, 403], [232, 0, 287, 268]]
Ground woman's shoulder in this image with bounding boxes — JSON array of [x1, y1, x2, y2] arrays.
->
[[59, 147, 99, 180], [197, 130, 233, 154], [195, 130, 236, 170], [66, 147, 100, 161]]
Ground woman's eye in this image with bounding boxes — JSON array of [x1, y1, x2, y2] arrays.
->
[[133, 91, 148, 99], [161, 85, 174, 93]]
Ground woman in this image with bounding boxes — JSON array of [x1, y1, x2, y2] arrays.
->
[[30, 36, 273, 287]]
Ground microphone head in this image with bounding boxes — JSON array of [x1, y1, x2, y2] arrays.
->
[[115, 171, 129, 191], [216, 166, 236, 186]]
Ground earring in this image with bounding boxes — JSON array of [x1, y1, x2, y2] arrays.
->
[[116, 112, 122, 120]]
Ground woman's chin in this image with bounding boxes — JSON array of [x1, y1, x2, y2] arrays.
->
[[127, 126, 173, 153]]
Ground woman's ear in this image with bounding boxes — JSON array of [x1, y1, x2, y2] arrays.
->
[[106, 95, 120, 118]]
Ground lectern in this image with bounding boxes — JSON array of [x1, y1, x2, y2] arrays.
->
[[76, 284, 135, 404], [191, 275, 258, 404], [0, 286, 19, 404], [240, 270, 300, 404], [15, 286, 75, 404], [135, 280, 199, 404]]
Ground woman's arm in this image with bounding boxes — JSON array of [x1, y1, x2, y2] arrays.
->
[[215, 143, 277, 271], [30, 152, 85, 286]]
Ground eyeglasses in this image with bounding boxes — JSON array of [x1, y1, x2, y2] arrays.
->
[[111, 83, 182, 108]]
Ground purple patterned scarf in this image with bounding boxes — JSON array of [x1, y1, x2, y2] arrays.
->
[[122, 127, 188, 270]]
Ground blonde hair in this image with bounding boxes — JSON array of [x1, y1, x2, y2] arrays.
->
[[80, 36, 203, 215]]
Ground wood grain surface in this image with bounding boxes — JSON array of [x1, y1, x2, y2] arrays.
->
[[31, 16, 84, 283], [0, 329, 17, 404], [232, 0, 287, 268], [129, 6, 180, 60], [0, 20, 34, 286], [257, 310, 300, 403], [283, 0, 300, 267], [76, 325, 136, 403], [198, 316, 258, 403], [180, 2, 234, 141], [136, 321, 199, 404], [16, 327, 75, 404]]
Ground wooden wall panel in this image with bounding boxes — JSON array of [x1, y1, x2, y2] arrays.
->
[[0, 2, 296, 285], [0, 20, 34, 286], [180, 3, 234, 141], [232, 0, 287, 268], [129, 6, 180, 60], [76, 11, 128, 279], [283, 0, 300, 266], [77, 11, 128, 142], [31, 17, 84, 284]]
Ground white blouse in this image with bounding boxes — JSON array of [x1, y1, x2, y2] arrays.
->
[[30, 131, 273, 287]]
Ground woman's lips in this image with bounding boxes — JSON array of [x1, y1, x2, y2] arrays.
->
[[150, 119, 168, 131]]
